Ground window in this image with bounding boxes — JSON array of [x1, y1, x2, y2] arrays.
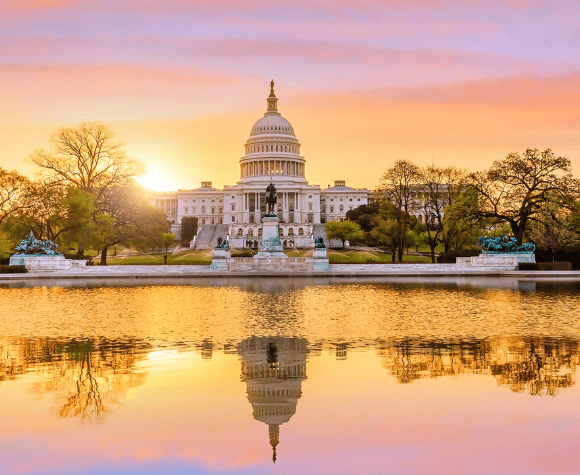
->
[[308, 202, 312, 211], [219, 208, 222, 214], [202, 206, 206, 214], [357, 198, 360, 201], [339, 205, 344, 211], [237, 228, 243, 236], [202, 219, 206, 224], [330, 206, 334, 213], [231, 216, 236, 222], [330, 198, 334, 202], [298, 228, 304, 235], [211, 207, 215, 214], [349, 198, 353, 202], [258, 228, 262, 237], [248, 228, 254, 236], [184, 206, 189, 214], [309, 195, 312, 199], [230, 202, 234, 211], [288, 228, 294, 236]]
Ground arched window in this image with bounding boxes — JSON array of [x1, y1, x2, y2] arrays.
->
[[258, 228, 262, 237], [288, 228, 294, 236], [248, 228, 254, 236], [339, 205, 344, 211], [202, 206, 206, 214], [276, 145, 278, 151], [299, 228, 304, 235], [330, 206, 334, 213], [237, 228, 243, 236]]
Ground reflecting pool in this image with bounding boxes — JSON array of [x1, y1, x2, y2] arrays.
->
[[1, 281, 580, 474]]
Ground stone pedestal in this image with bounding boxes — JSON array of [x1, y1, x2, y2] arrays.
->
[[312, 248, 331, 271], [456, 253, 530, 269], [10, 255, 72, 271], [254, 216, 287, 260], [210, 248, 231, 270]]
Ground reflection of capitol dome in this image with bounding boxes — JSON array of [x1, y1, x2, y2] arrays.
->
[[238, 336, 308, 463]]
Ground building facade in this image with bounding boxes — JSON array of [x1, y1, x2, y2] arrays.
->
[[154, 82, 370, 248]]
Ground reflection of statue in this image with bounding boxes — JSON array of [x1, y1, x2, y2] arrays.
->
[[238, 336, 308, 463], [265, 183, 277, 216], [14, 230, 62, 256]]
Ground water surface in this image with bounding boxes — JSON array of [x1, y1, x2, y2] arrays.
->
[[1, 282, 579, 474]]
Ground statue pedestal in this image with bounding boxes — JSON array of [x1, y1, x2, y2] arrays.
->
[[210, 248, 232, 270], [10, 255, 72, 271], [312, 248, 331, 271], [254, 216, 287, 260]]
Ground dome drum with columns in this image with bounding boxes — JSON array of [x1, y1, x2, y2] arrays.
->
[[153, 82, 370, 249]]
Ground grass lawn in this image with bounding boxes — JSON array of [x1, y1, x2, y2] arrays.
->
[[92, 247, 432, 265], [327, 249, 431, 264]]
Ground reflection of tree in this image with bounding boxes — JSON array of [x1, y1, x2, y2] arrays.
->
[[377, 337, 579, 396], [0, 336, 150, 422]]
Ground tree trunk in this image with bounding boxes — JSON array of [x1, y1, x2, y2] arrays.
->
[[430, 246, 436, 263], [342, 239, 346, 249], [100, 245, 109, 266], [75, 242, 85, 258]]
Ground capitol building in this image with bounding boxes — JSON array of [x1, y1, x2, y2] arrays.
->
[[154, 82, 370, 248]]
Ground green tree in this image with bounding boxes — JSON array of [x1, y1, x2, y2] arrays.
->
[[325, 220, 364, 249], [0, 232, 12, 260], [96, 187, 169, 265], [162, 232, 176, 265], [180, 216, 198, 244], [466, 149, 577, 244], [345, 202, 379, 232], [442, 189, 483, 252]]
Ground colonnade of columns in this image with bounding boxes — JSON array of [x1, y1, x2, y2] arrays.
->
[[242, 191, 300, 211], [240, 160, 305, 178]]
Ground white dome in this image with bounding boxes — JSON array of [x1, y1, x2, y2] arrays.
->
[[250, 114, 295, 137]]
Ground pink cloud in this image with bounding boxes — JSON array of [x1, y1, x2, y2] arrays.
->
[[0, 0, 77, 11]]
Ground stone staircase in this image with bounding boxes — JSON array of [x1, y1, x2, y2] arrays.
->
[[208, 224, 230, 248], [194, 225, 216, 249]]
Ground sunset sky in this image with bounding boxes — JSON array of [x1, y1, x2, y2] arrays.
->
[[1, 0, 580, 191]]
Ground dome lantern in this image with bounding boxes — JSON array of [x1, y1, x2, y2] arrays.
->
[[267, 79, 278, 113]]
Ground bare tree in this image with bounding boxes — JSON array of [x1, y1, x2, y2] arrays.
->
[[419, 165, 466, 261], [466, 149, 577, 244], [378, 159, 421, 261], [0, 168, 31, 225], [29, 123, 143, 205]]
